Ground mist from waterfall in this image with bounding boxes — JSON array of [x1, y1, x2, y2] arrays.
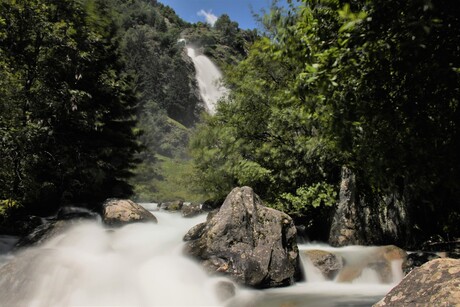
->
[[186, 46, 228, 114]]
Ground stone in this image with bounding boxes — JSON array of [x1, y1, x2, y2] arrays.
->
[[56, 206, 99, 220], [328, 167, 410, 247], [370, 245, 406, 283], [183, 186, 302, 288], [159, 200, 183, 211], [181, 202, 202, 218], [374, 258, 460, 306], [329, 166, 364, 246], [303, 250, 343, 280], [102, 199, 157, 226], [15, 220, 72, 248], [201, 199, 223, 212], [336, 245, 406, 283]]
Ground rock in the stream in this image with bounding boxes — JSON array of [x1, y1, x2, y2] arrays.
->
[[183, 186, 302, 289], [15, 220, 72, 248], [14, 207, 99, 249], [102, 199, 157, 226], [303, 250, 343, 280], [374, 258, 460, 306], [159, 200, 183, 211], [181, 203, 202, 218], [335, 245, 406, 283], [56, 206, 100, 220], [367, 245, 407, 283]]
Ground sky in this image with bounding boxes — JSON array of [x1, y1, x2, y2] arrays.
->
[[158, 0, 289, 30]]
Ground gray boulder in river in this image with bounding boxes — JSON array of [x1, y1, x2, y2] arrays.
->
[[374, 258, 460, 306], [183, 186, 302, 288], [102, 199, 157, 226]]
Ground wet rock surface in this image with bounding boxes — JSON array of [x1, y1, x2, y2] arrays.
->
[[158, 200, 184, 211], [15, 220, 72, 248], [102, 199, 157, 226], [374, 258, 460, 306], [183, 186, 301, 288], [181, 202, 202, 218]]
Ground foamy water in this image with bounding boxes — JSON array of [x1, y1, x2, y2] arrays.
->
[[186, 47, 228, 114], [0, 210, 401, 306], [0, 212, 227, 306]]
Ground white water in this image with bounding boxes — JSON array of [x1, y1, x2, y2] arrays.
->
[[0, 212, 228, 306], [226, 244, 401, 307], [0, 210, 402, 306], [186, 47, 228, 114]]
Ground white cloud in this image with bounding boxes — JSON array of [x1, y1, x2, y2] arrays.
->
[[197, 9, 218, 26]]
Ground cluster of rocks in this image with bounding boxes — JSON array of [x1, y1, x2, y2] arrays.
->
[[14, 199, 158, 249], [157, 201, 203, 218]]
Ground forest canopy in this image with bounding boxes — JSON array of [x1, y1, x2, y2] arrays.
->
[[0, 0, 139, 214], [190, 0, 460, 239]]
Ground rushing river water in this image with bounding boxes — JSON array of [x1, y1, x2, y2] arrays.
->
[[0, 207, 400, 306]]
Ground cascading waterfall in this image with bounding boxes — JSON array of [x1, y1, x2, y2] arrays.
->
[[0, 208, 403, 306], [186, 46, 228, 114]]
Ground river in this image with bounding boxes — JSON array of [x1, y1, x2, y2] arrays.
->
[[0, 208, 399, 306]]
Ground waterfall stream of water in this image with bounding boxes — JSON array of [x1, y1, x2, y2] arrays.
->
[[186, 46, 228, 114], [0, 209, 402, 306]]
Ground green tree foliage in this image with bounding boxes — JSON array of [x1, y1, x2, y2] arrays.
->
[[190, 34, 341, 210], [0, 0, 139, 214], [182, 14, 258, 67], [191, 0, 460, 237]]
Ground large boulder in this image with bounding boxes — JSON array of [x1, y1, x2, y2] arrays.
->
[[329, 166, 364, 246], [374, 258, 460, 306], [102, 199, 157, 226], [183, 187, 302, 288], [181, 202, 202, 218], [329, 167, 410, 247]]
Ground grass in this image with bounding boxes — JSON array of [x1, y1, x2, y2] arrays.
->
[[132, 154, 207, 203]]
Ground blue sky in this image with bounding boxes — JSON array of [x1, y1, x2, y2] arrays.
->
[[159, 0, 289, 30]]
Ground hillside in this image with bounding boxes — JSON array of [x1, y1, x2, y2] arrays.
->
[[111, 0, 258, 202]]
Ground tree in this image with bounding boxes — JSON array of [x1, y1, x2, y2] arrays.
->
[[0, 0, 139, 214], [191, 0, 460, 240]]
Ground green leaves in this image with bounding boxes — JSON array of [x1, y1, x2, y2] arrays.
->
[[275, 182, 337, 217], [190, 2, 341, 207], [338, 4, 367, 33], [0, 0, 139, 213], [190, 0, 460, 238]]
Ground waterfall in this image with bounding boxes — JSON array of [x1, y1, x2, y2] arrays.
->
[[186, 47, 228, 114]]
